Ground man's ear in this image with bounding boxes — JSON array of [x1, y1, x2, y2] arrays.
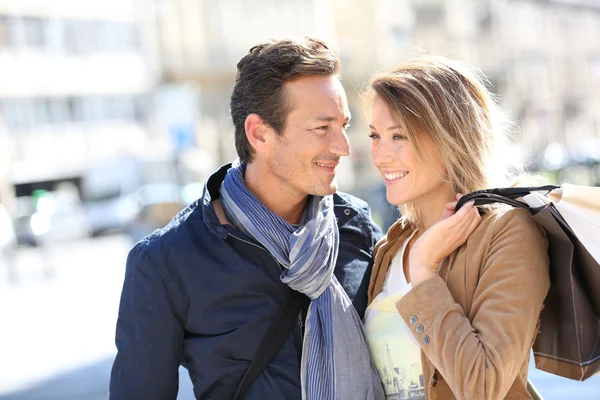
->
[[245, 114, 272, 154]]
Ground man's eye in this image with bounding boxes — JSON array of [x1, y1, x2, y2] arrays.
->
[[316, 126, 328, 131], [343, 123, 351, 130]]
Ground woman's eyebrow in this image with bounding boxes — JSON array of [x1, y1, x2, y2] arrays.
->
[[369, 124, 400, 131]]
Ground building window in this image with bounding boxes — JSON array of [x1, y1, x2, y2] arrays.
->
[[0, 16, 141, 54], [82, 96, 104, 122], [33, 98, 51, 127], [1, 99, 34, 131], [22, 17, 46, 49], [64, 20, 96, 55], [0, 16, 18, 49], [104, 96, 134, 121], [100, 21, 140, 52], [47, 98, 69, 125], [133, 95, 148, 124], [68, 97, 86, 123], [1, 94, 148, 130]]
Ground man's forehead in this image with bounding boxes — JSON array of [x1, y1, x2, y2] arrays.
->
[[284, 76, 350, 119]]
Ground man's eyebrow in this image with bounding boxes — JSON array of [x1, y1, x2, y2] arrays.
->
[[311, 116, 352, 123]]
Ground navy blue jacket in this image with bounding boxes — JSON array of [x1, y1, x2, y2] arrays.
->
[[110, 164, 383, 399]]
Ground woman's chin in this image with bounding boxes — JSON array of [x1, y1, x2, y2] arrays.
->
[[386, 193, 408, 207]]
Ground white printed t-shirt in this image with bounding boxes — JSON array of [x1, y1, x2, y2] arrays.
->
[[364, 231, 426, 399]]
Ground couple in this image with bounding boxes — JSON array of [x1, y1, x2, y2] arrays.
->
[[109, 37, 550, 400]]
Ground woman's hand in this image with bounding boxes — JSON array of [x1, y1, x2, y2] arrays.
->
[[409, 195, 481, 286]]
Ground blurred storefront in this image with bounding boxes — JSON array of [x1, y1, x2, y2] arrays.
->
[[0, 0, 159, 213]]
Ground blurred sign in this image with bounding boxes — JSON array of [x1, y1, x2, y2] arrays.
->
[[170, 123, 196, 154], [154, 84, 200, 154]]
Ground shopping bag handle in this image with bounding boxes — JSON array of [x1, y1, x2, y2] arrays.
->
[[456, 185, 560, 211]]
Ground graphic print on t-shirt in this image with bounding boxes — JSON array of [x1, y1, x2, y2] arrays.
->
[[365, 291, 426, 399]]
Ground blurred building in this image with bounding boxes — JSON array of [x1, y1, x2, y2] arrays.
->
[[0, 0, 160, 207], [153, 0, 600, 195], [4, 0, 596, 218]]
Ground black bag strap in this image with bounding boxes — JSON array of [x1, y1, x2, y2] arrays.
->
[[456, 185, 559, 211], [233, 289, 310, 399]]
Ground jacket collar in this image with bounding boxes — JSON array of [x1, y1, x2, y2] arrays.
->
[[201, 163, 232, 239], [201, 163, 361, 237]]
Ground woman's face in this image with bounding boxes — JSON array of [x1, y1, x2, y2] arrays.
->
[[369, 96, 451, 207]]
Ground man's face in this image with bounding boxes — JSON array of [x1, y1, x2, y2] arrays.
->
[[264, 75, 351, 198]]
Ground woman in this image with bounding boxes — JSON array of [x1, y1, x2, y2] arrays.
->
[[362, 56, 550, 399]]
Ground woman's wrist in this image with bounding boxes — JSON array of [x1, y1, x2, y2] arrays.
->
[[410, 264, 438, 287]]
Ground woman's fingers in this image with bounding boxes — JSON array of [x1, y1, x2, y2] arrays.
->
[[446, 202, 480, 248], [409, 199, 480, 271], [440, 200, 458, 220], [446, 201, 474, 230], [467, 207, 482, 234], [445, 201, 458, 211]]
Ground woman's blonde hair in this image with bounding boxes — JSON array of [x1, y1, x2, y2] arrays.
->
[[362, 56, 521, 228]]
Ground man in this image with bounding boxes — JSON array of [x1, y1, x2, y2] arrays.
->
[[110, 37, 384, 399]]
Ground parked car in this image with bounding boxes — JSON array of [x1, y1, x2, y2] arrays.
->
[[12, 196, 40, 246], [0, 203, 17, 282], [0, 202, 17, 257], [43, 190, 92, 243], [81, 157, 141, 236], [12, 191, 91, 246], [85, 192, 139, 237], [128, 183, 186, 243]]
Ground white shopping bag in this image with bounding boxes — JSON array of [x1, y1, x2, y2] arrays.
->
[[549, 184, 600, 263]]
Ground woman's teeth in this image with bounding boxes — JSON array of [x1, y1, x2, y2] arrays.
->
[[384, 171, 408, 180]]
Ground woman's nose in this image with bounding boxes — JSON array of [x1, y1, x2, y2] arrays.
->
[[372, 142, 394, 166]]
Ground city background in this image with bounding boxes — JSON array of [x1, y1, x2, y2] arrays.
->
[[0, 0, 599, 398]]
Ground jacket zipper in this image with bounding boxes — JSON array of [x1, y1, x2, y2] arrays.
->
[[228, 233, 284, 272]]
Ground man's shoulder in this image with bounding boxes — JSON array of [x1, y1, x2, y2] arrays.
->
[[333, 192, 383, 242], [333, 192, 370, 214], [132, 201, 206, 261]]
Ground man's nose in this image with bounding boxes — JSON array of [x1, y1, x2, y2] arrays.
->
[[329, 128, 351, 157]]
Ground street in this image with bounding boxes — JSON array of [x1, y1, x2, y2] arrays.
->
[[0, 235, 598, 399]]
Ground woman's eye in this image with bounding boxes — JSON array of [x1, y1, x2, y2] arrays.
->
[[393, 134, 407, 140], [368, 133, 379, 140]]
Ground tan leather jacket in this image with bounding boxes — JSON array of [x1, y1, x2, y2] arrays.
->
[[368, 208, 550, 399]]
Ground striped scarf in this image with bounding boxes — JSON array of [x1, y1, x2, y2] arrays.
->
[[220, 161, 384, 400]]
